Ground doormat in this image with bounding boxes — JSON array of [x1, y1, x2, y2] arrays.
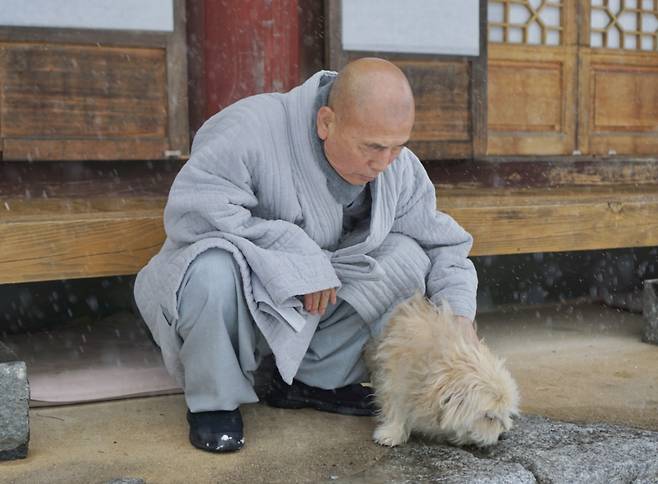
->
[[3, 312, 181, 406]]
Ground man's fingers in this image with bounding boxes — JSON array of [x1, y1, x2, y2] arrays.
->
[[304, 292, 318, 313], [310, 292, 320, 313], [318, 290, 331, 314], [303, 289, 338, 315]]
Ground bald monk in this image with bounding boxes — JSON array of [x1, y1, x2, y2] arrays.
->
[[134, 58, 478, 452]]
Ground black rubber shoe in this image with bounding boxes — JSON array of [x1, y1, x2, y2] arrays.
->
[[186, 408, 244, 452], [266, 369, 376, 416]]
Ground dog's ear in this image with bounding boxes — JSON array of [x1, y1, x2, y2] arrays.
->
[[441, 393, 463, 409], [439, 392, 466, 421]]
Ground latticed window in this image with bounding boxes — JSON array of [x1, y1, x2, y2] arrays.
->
[[486, 0, 658, 157], [590, 0, 658, 50], [488, 0, 563, 45]]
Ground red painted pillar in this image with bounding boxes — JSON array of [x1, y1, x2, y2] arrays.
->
[[202, 0, 300, 117], [186, 0, 326, 137]]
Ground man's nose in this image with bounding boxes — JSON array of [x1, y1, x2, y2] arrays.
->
[[371, 149, 394, 171]]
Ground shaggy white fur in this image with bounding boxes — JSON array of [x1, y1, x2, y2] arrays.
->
[[368, 294, 520, 447]]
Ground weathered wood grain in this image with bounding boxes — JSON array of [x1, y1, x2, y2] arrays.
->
[[579, 49, 658, 156], [0, 1, 190, 162], [440, 185, 658, 256], [2, 139, 169, 162], [3, 181, 658, 283], [424, 159, 658, 188], [0, 162, 177, 283], [0, 211, 165, 283], [487, 44, 578, 156]]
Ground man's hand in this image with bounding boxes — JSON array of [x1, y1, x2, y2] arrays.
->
[[303, 288, 337, 316], [455, 315, 479, 344]]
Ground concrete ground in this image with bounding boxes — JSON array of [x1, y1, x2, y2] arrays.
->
[[2, 301, 657, 483]]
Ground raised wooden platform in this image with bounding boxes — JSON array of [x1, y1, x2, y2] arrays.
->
[[1, 160, 657, 284], [0, 162, 177, 284], [440, 185, 658, 256]]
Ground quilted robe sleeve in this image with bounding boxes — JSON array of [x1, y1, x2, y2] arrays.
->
[[390, 153, 478, 321]]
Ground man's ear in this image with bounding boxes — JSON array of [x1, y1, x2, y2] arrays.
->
[[316, 106, 335, 141]]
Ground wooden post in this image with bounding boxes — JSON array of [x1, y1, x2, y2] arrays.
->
[[187, 0, 301, 133]]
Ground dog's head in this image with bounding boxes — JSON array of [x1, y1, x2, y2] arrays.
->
[[431, 347, 520, 447]]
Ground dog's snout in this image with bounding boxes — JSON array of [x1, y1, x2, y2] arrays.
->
[[498, 431, 510, 441]]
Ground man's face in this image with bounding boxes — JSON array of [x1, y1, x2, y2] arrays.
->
[[317, 106, 413, 185]]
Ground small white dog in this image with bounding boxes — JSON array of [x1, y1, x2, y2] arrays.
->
[[368, 294, 519, 447]]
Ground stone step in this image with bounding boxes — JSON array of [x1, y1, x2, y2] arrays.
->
[[0, 350, 29, 461]]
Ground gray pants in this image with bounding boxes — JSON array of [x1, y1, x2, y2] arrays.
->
[[174, 248, 384, 412]]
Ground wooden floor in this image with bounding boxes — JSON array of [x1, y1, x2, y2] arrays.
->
[[2, 161, 658, 284]]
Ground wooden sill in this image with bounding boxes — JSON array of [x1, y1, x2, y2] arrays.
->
[[439, 185, 658, 256]]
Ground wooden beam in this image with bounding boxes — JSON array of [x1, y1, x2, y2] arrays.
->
[[0, 161, 177, 284], [0, 208, 165, 284], [424, 159, 658, 188], [2, 162, 658, 284], [439, 185, 658, 256]]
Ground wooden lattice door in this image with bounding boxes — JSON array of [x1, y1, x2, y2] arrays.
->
[[486, 0, 578, 156], [579, 0, 658, 155], [487, 0, 658, 157]]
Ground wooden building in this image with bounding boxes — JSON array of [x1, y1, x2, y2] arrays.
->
[[1, 0, 657, 286]]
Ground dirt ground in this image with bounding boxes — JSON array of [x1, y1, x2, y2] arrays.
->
[[2, 301, 657, 483]]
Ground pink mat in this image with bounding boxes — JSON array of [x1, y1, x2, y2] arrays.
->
[[3, 312, 181, 406]]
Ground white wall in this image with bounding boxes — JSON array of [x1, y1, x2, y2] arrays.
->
[[342, 0, 480, 56], [0, 0, 174, 32]]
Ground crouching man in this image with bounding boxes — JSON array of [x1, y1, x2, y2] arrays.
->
[[134, 57, 478, 452]]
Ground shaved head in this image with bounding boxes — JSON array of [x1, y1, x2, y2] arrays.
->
[[328, 57, 415, 127], [316, 57, 415, 185]]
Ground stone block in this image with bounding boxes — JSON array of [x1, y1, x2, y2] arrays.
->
[[342, 415, 658, 483], [0, 349, 30, 460], [643, 278, 658, 344]]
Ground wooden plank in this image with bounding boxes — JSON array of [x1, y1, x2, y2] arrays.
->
[[411, 141, 472, 161], [396, 59, 471, 142], [486, 44, 578, 156], [2, 171, 658, 282], [488, 61, 563, 132], [0, 212, 165, 283], [425, 159, 658, 188], [439, 185, 658, 256], [0, 161, 181, 197], [0, 14, 189, 162], [0, 26, 167, 48], [2, 138, 168, 161], [0, 161, 175, 283], [1, 43, 168, 139], [579, 49, 658, 156], [3, 184, 658, 283]]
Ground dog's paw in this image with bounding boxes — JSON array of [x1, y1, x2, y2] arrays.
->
[[373, 423, 408, 447]]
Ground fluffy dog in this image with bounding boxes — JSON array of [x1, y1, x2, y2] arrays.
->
[[368, 294, 519, 447]]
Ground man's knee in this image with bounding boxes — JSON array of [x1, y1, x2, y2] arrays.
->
[[175, 249, 244, 341], [180, 248, 240, 301]]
